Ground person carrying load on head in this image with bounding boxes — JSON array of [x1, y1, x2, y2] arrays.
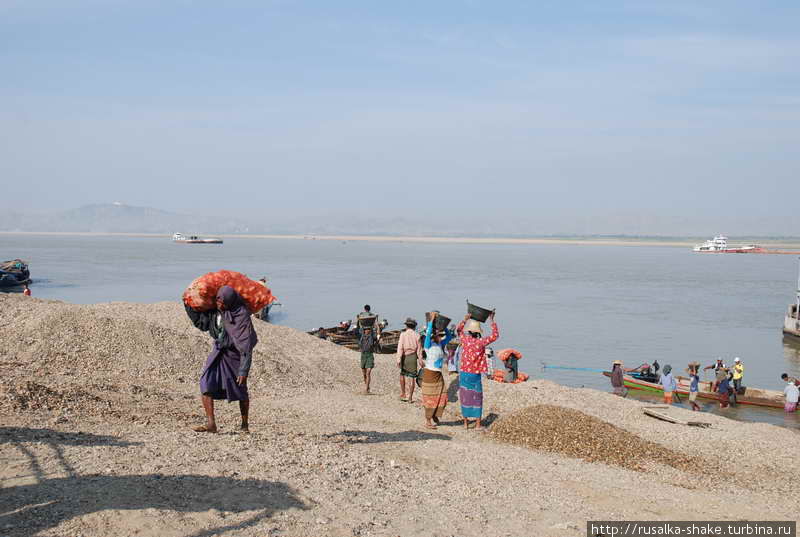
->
[[396, 317, 422, 403], [610, 360, 627, 397], [419, 312, 454, 429], [358, 319, 378, 394], [659, 364, 677, 404], [498, 349, 523, 383], [456, 311, 499, 431], [686, 362, 701, 411], [192, 286, 258, 434]]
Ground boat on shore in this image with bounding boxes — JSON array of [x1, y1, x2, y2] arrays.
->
[[602, 371, 790, 410], [172, 232, 223, 244], [0, 259, 31, 288], [783, 259, 800, 340], [309, 324, 459, 354]]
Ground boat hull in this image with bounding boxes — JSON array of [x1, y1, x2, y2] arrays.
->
[[602, 372, 788, 410]]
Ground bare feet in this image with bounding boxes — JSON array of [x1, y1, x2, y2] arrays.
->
[[193, 424, 217, 433], [432, 416, 440, 425], [240, 422, 249, 434], [425, 421, 437, 429]]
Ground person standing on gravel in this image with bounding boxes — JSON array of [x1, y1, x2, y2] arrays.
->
[[456, 312, 499, 431], [358, 322, 378, 394], [396, 317, 422, 402], [195, 286, 258, 434], [659, 364, 677, 404], [420, 312, 454, 429]]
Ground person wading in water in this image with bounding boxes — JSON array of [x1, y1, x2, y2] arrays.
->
[[194, 286, 258, 433]]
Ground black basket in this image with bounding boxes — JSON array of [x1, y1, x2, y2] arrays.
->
[[357, 315, 377, 327], [425, 311, 452, 331], [466, 301, 493, 323]]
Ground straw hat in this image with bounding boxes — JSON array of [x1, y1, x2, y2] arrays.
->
[[465, 319, 482, 335], [612, 360, 622, 365]]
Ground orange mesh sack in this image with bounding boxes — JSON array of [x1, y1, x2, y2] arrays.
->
[[183, 270, 276, 313], [498, 348, 523, 362]]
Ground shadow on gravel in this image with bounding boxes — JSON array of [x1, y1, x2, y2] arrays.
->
[[1, 474, 308, 537], [1, 427, 308, 537], [0, 427, 140, 482], [323, 429, 452, 444]]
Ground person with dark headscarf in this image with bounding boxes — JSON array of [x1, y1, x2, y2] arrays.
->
[[659, 364, 677, 405], [194, 286, 258, 433]]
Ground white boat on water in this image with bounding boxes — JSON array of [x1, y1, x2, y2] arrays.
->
[[172, 232, 223, 244], [692, 235, 764, 253], [693, 235, 729, 252]]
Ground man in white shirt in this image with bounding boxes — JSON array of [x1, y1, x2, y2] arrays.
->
[[783, 377, 799, 413]]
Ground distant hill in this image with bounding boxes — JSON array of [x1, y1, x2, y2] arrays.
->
[[0, 203, 251, 234]]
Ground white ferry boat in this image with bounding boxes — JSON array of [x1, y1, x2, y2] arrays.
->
[[692, 236, 764, 254], [172, 232, 223, 244]]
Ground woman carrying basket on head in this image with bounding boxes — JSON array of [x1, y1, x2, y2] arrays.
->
[[456, 311, 499, 431], [420, 312, 454, 429]]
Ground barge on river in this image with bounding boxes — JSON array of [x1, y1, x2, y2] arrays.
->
[[172, 232, 223, 244]]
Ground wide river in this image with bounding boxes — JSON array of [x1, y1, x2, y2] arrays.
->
[[3, 234, 800, 429]]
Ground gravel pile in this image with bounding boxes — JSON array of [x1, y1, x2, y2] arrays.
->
[[491, 404, 703, 473], [1, 380, 111, 414]]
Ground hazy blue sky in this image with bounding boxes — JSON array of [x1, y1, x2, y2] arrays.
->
[[1, 1, 798, 234]]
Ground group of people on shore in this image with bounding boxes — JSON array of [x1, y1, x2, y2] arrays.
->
[[610, 355, 800, 413], [358, 307, 500, 430], [188, 289, 504, 433]]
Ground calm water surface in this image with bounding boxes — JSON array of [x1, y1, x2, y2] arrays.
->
[[3, 234, 800, 429]]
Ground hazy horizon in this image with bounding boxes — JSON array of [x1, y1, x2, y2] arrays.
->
[[1, 2, 797, 235]]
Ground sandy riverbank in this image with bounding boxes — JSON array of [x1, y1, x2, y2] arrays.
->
[[1, 294, 798, 536]]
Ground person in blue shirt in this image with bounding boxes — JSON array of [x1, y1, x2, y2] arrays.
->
[[717, 371, 732, 408], [686, 362, 701, 411], [659, 364, 678, 404], [419, 312, 454, 429]]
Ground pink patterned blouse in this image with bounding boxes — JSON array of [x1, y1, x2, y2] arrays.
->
[[456, 320, 499, 374]]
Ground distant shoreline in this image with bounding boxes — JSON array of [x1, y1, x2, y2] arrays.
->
[[3, 231, 800, 248]]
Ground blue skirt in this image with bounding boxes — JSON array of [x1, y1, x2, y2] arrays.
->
[[458, 372, 483, 418]]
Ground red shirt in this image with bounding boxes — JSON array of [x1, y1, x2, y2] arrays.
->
[[456, 320, 499, 374]]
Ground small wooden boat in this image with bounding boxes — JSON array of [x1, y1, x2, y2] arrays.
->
[[602, 371, 790, 410], [0, 259, 31, 288], [307, 324, 461, 355]]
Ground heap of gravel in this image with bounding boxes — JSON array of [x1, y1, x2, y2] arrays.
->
[[491, 404, 704, 473]]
